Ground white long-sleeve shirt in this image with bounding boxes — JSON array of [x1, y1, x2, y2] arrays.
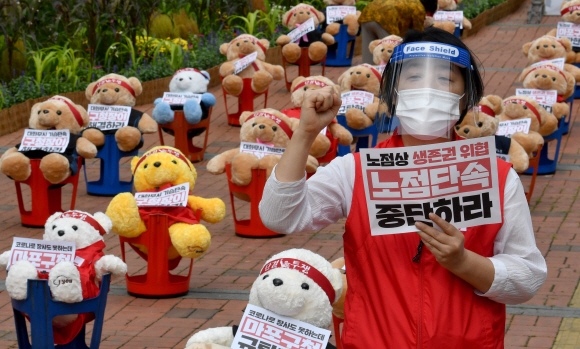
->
[[259, 153, 547, 305]]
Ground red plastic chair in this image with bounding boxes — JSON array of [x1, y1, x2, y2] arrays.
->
[[119, 211, 200, 298], [282, 47, 327, 91], [222, 78, 269, 126], [225, 163, 283, 238], [332, 314, 344, 349], [157, 109, 213, 163], [316, 136, 339, 164], [15, 158, 82, 227], [524, 144, 542, 204]]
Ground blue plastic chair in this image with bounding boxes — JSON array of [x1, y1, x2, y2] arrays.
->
[[523, 118, 565, 175], [561, 95, 574, 135], [84, 134, 138, 196], [11, 273, 111, 349], [336, 114, 379, 156], [573, 63, 580, 99], [453, 26, 461, 38], [326, 24, 357, 67]]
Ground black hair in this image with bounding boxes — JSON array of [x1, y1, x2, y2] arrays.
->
[[420, 0, 438, 15], [379, 27, 484, 123]]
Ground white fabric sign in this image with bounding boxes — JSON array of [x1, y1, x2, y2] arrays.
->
[[18, 129, 70, 153], [557, 22, 580, 47], [234, 52, 258, 74], [496, 119, 532, 137], [288, 18, 316, 43], [161, 92, 202, 106], [7, 237, 75, 272], [326, 6, 357, 24], [360, 137, 501, 235], [135, 183, 190, 207], [231, 304, 331, 349], [338, 91, 375, 114], [516, 88, 558, 113], [433, 11, 464, 29], [88, 104, 131, 131], [240, 142, 285, 159]]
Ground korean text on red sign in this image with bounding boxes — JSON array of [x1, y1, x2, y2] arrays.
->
[[495, 119, 531, 137], [161, 92, 202, 106], [516, 88, 557, 113], [240, 142, 285, 159], [18, 129, 70, 153], [232, 304, 331, 349], [288, 18, 315, 43], [360, 137, 501, 235], [134, 182, 190, 207], [326, 6, 357, 24], [88, 104, 131, 131], [234, 52, 258, 74], [557, 22, 580, 47], [7, 237, 76, 272], [433, 11, 464, 28], [338, 91, 375, 114]]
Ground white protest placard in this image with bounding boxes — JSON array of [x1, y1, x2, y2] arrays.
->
[[557, 22, 580, 48], [496, 119, 532, 137], [530, 58, 565, 70], [326, 6, 357, 24], [240, 142, 285, 159], [288, 18, 315, 43], [87, 104, 131, 131], [161, 92, 202, 106], [18, 129, 70, 153], [338, 91, 375, 114], [135, 182, 190, 207], [516, 88, 558, 113], [231, 304, 331, 349], [7, 237, 75, 272], [433, 11, 464, 29], [360, 137, 501, 235], [234, 52, 258, 74]]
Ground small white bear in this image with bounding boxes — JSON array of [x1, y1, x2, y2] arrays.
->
[[185, 248, 343, 349]]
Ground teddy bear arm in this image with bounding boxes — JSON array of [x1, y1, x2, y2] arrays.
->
[[94, 255, 127, 280], [507, 141, 530, 174], [321, 33, 336, 46], [325, 23, 341, 36], [6, 260, 39, 300], [105, 193, 147, 237], [364, 101, 380, 121], [258, 155, 282, 179], [187, 196, 226, 224], [305, 155, 319, 174], [309, 133, 331, 158], [345, 108, 374, 129], [261, 62, 284, 81], [276, 35, 292, 46], [219, 62, 236, 77], [137, 112, 158, 134], [206, 149, 240, 175], [186, 327, 235, 348], [76, 137, 98, 159], [511, 132, 542, 155], [0, 250, 10, 269], [328, 123, 354, 145], [565, 63, 580, 81]]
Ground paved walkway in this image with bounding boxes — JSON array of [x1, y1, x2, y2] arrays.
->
[[1, 1, 579, 348]]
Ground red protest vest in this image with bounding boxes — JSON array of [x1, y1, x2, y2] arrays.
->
[[342, 134, 511, 349]]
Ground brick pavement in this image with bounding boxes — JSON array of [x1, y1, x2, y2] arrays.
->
[[1, 1, 580, 347]]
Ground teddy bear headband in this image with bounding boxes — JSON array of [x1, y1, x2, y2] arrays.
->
[[359, 64, 382, 81], [477, 104, 495, 118], [174, 68, 209, 80], [503, 99, 542, 123], [228, 35, 267, 55], [245, 112, 294, 138], [133, 147, 192, 175], [292, 79, 329, 92], [58, 211, 106, 236], [260, 258, 336, 304], [522, 64, 567, 82], [561, 5, 580, 14], [48, 97, 84, 127], [379, 39, 402, 46], [92, 78, 136, 98], [285, 5, 318, 26]]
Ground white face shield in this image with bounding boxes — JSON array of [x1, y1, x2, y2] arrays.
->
[[377, 42, 478, 140]]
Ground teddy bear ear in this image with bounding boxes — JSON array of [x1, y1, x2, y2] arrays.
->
[[258, 39, 270, 50], [128, 77, 143, 97], [200, 70, 210, 80], [86, 82, 97, 100], [282, 11, 292, 26], [314, 8, 325, 23], [522, 41, 532, 56], [45, 212, 63, 226], [219, 43, 229, 55], [519, 66, 533, 82], [30, 101, 43, 126], [130, 156, 141, 174], [369, 40, 380, 53], [485, 95, 504, 115], [240, 111, 254, 124], [565, 71, 576, 97], [559, 37, 572, 51], [93, 212, 112, 234], [290, 76, 306, 92]]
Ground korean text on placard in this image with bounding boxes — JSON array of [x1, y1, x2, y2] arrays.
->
[[232, 304, 331, 349], [88, 104, 131, 131], [18, 129, 70, 153], [135, 182, 190, 207], [338, 91, 375, 114], [161, 92, 202, 106], [557, 22, 580, 47], [495, 119, 531, 137], [360, 137, 501, 235], [288, 18, 315, 43], [433, 11, 464, 29], [7, 237, 76, 272], [326, 6, 357, 24], [235, 52, 258, 74], [240, 142, 286, 159], [515, 88, 557, 113]]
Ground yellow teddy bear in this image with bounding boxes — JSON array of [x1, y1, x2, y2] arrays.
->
[[105, 146, 226, 260]]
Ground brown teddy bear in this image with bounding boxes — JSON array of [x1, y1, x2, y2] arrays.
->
[[436, 0, 472, 30], [206, 108, 319, 190], [288, 76, 354, 156], [337, 63, 382, 129], [323, 0, 361, 36], [547, 0, 580, 63], [0, 96, 98, 184], [82, 74, 158, 152], [498, 96, 559, 156], [330, 257, 346, 320], [522, 36, 580, 80], [454, 95, 530, 173], [219, 34, 284, 97], [276, 4, 336, 63], [369, 35, 403, 65]]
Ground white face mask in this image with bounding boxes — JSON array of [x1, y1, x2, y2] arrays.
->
[[395, 88, 462, 140]]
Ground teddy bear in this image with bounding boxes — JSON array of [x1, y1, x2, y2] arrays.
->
[[0, 96, 98, 184], [284, 76, 354, 157], [0, 210, 127, 345], [152, 68, 217, 139], [206, 108, 319, 191], [337, 63, 383, 129], [454, 95, 530, 173], [323, 0, 361, 36], [105, 146, 226, 263], [522, 36, 580, 80], [184, 248, 343, 349], [368, 35, 403, 65], [498, 96, 560, 157], [330, 257, 346, 321], [546, 0, 580, 63], [82, 73, 158, 152], [436, 0, 472, 30], [219, 34, 284, 97], [276, 4, 336, 64]]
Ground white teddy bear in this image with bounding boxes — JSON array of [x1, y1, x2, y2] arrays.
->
[[0, 210, 127, 344], [184, 248, 343, 349], [152, 68, 217, 125]]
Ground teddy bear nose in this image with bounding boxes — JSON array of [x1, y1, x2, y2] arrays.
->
[[463, 128, 470, 134], [154, 162, 161, 167], [273, 278, 283, 286], [259, 125, 265, 129], [58, 230, 65, 237]]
